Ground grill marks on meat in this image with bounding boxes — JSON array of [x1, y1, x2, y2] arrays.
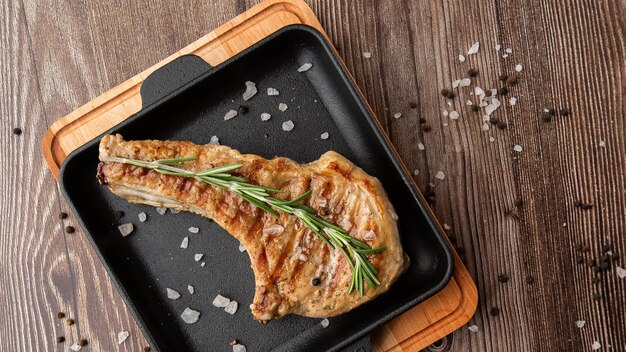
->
[[97, 134, 406, 321]]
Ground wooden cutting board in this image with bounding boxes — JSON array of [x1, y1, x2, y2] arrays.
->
[[41, 0, 477, 350]]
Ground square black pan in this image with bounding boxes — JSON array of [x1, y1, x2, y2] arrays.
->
[[60, 24, 453, 352]]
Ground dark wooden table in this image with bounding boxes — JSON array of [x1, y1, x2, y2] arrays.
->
[[2, 0, 624, 351]]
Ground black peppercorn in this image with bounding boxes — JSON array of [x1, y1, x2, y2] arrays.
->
[[525, 275, 535, 284], [78, 339, 88, 346], [13, 127, 22, 135], [497, 121, 508, 130], [440, 89, 450, 97], [311, 278, 321, 286], [499, 73, 508, 81], [468, 68, 478, 77], [576, 256, 584, 264], [575, 244, 583, 251], [229, 340, 238, 346], [506, 76, 518, 85], [489, 307, 500, 316], [542, 113, 552, 122], [419, 117, 427, 124], [602, 244, 612, 253], [410, 102, 418, 109], [497, 274, 509, 283], [593, 293, 602, 301], [65, 226, 75, 234], [59, 212, 68, 220], [591, 277, 600, 284], [498, 87, 508, 95], [548, 109, 556, 116], [65, 319, 74, 326], [470, 105, 480, 112], [57, 312, 66, 319], [485, 90, 493, 97], [581, 203, 593, 210], [514, 198, 524, 207], [114, 210, 125, 218], [238, 105, 248, 114], [56, 336, 65, 343], [489, 117, 499, 124], [559, 108, 570, 116], [446, 91, 456, 99], [422, 124, 432, 132], [144, 347, 152, 352]]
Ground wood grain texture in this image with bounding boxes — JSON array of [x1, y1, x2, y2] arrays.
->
[[2, 0, 625, 352]]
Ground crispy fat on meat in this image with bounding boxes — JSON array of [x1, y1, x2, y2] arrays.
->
[[97, 134, 407, 321]]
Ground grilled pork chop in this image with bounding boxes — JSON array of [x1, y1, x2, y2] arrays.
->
[[97, 134, 406, 321]]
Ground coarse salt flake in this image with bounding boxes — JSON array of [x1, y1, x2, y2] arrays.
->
[[261, 113, 271, 121], [224, 109, 238, 121], [418, 143, 425, 151], [502, 54, 509, 58], [170, 209, 181, 214], [363, 230, 376, 241], [200, 262, 206, 267], [117, 331, 129, 344], [468, 325, 479, 332], [435, 171, 446, 180], [297, 63, 312, 72], [263, 223, 285, 236], [505, 48, 513, 54], [444, 223, 452, 230], [452, 80, 461, 89], [489, 137, 495, 142], [592, 341, 601, 350], [459, 78, 471, 87], [495, 44, 501, 51], [194, 254, 203, 261], [278, 103, 288, 112], [515, 64, 523, 72], [210, 135, 220, 145], [466, 100, 473, 105], [482, 122, 490, 131], [156, 207, 167, 215], [238, 243, 246, 252], [576, 320, 586, 328], [118, 223, 134, 237], [394, 112, 402, 119], [513, 144, 523, 152], [138, 212, 147, 222], [509, 97, 517, 106], [166, 288, 180, 300], [617, 266, 626, 279], [450, 111, 460, 120], [70, 343, 82, 351], [180, 237, 189, 249], [320, 318, 330, 328], [267, 87, 279, 96], [181, 307, 200, 324], [188, 227, 199, 234], [225, 300, 238, 315], [458, 54, 466, 62], [188, 285, 194, 294], [213, 294, 231, 308], [320, 132, 329, 140], [242, 81, 257, 101], [467, 42, 480, 55], [413, 169, 419, 175], [233, 344, 247, 352], [363, 52, 372, 58], [282, 120, 294, 131], [442, 110, 449, 117], [599, 140, 606, 148]]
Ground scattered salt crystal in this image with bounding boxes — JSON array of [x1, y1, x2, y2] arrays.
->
[[489, 137, 495, 142], [394, 112, 402, 119], [297, 63, 312, 72], [278, 103, 288, 112], [563, 223, 568, 227], [468, 325, 479, 332], [418, 143, 425, 151], [479, 101, 488, 108], [170, 209, 181, 214], [156, 207, 167, 215], [363, 230, 376, 241], [467, 42, 480, 55], [263, 223, 285, 236], [213, 294, 231, 307], [233, 344, 247, 352], [505, 48, 513, 54], [138, 212, 147, 222], [443, 223, 452, 230], [617, 266, 626, 279], [261, 113, 271, 121], [485, 98, 501, 115], [513, 145, 523, 152], [509, 97, 517, 106], [592, 341, 601, 350], [166, 288, 180, 300], [495, 44, 501, 51], [70, 343, 82, 351], [363, 52, 372, 58], [413, 169, 419, 175], [576, 320, 586, 328], [188, 227, 199, 234], [443, 123, 449, 127], [502, 54, 509, 58], [320, 132, 329, 140], [482, 122, 490, 131], [242, 81, 257, 101], [118, 223, 134, 237], [238, 243, 246, 252], [224, 109, 238, 121], [180, 237, 189, 249], [282, 120, 294, 131], [267, 87, 279, 96], [320, 318, 330, 328], [188, 285, 194, 294], [458, 54, 466, 62], [435, 171, 446, 180], [452, 80, 461, 88], [449, 111, 460, 120], [315, 197, 328, 207], [443, 110, 449, 117], [466, 100, 473, 105], [210, 135, 220, 145], [390, 211, 399, 220], [515, 64, 523, 72], [543, 108, 550, 113], [459, 78, 471, 87], [181, 307, 200, 324], [475, 87, 485, 97], [298, 253, 308, 261], [194, 254, 203, 261], [200, 262, 206, 267], [117, 331, 129, 344], [225, 300, 238, 314], [599, 140, 606, 148]]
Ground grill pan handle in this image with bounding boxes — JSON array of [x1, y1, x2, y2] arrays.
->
[[140, 54, 213, 108]]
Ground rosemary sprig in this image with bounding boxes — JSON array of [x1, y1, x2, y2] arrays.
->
[[105, 156, 386, 295]]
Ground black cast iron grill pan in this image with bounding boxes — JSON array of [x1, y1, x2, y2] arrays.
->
[[60, 24, 454, 352]]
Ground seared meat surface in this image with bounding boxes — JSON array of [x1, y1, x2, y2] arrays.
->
[[97, 134, 406, 321]]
